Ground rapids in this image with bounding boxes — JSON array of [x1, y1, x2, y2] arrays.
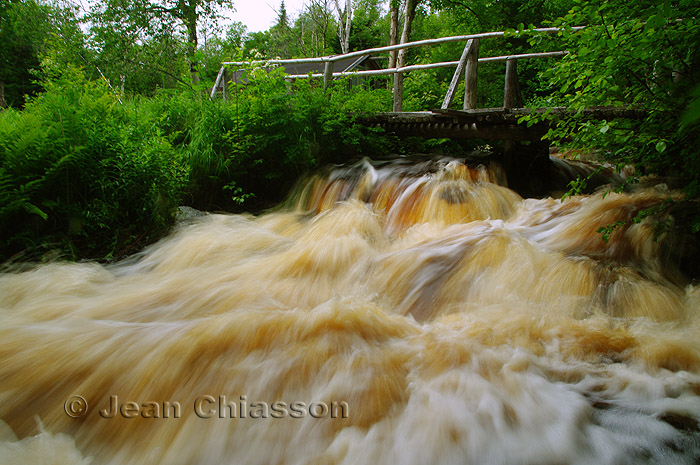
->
[[1, 157, 699, 465]]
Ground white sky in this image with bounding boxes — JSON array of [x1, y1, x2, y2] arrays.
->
[[229, 0, 309, 33]]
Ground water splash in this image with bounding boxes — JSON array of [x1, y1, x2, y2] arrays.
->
[[1, 158, 699, 464]]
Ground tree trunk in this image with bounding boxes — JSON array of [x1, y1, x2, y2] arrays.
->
[[333, 0, 352, 54], [343, 0, 352, 53], [398, 0, 417, 61], [393, 0, 418, 112], [0, 83, 6, 109], [389, 0, 399, 68], [183, 2, 199, 85]]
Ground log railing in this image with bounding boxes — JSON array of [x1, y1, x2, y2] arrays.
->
[[211, 27, 584, 112]]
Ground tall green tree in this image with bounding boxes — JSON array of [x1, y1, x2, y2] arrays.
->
[[431, 0, 573, 30], [90, 0, 234, 85], [349, 0, 384, 51], [243, 31, 273, 58], [198, 21, 247, 82], [0, 0, 85, 108], [269, 0, 296, 57], [293, 0, 335, 57]]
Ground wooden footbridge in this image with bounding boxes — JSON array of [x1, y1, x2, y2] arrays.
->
[[212, 26, 642, 140], [211, 27, 642, 194]]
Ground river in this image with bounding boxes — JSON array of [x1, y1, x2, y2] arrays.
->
[[1, 157, 699, 464]]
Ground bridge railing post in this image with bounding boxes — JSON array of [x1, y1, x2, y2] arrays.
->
[[503, 58, 522, 109], [221, 68, 229, 101], [210, 66, 227, 100], [393, 73, 404, 112], [441, 39, 475, 110], [323, 61, 335, 90], [463, 39, 480, 110]]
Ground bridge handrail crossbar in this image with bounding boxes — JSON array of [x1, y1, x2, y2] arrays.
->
[[221, 27, 583, 67], [283, 51, 568, 79]]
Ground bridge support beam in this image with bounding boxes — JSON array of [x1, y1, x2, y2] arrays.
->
[[210, 66, 228, 100], [502, 139, 552, 197]]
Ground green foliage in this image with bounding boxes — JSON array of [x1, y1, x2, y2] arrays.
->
[[349, 0, 385, 51], [136, 67, 391, 211], [0, 0, 86, 108], [243, 31, 274, 58], [89, 0, 234, 85], [216, 68, 392, 204], [0, 67, 188, 261], [596, 220, 626, 243], [400, 2, 577, 111], [680, 84, 700, 130], [520, 0, 700, 233], [430, 0, 574, 30], [197, 22, 248, 84], [0, 61, 393, 262], [596, 199, 675, 242]]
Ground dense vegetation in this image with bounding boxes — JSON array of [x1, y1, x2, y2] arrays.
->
[[520, 0, 700, 233], [0, 65, 390, 261], [1, 0, 698, 262]]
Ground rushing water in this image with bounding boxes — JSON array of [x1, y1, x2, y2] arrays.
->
[[1, 157, 699, 465]]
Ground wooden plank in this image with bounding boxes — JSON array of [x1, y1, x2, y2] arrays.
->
[[366, 106, 649, 128], [441, 39, 475, 110], [223, 50, 567, 68], [464, 39, 480, 110], [433, 108, 513, 123], [435, 108, 509, 115], [510, 106, 648, 119], [287, 62, 460, 79], [371, 120, 545, 141]]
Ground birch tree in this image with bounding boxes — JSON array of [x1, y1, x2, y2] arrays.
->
[[333, 0, 352, 54], [393, 0, 419, 110], [388, 0, 399, 68]]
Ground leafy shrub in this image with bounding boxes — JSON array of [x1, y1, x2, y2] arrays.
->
[[0, 64, 393, 262], [0, 67, 187, 261], [175, 68, 393, 210]]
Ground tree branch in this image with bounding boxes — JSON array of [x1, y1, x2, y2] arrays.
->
[[443, 0, 483, 24]]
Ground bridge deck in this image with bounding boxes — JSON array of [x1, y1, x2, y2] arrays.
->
[[361, 107, 645, 141]]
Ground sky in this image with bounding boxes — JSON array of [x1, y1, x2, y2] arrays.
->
[[229, 0, 309, 33]]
